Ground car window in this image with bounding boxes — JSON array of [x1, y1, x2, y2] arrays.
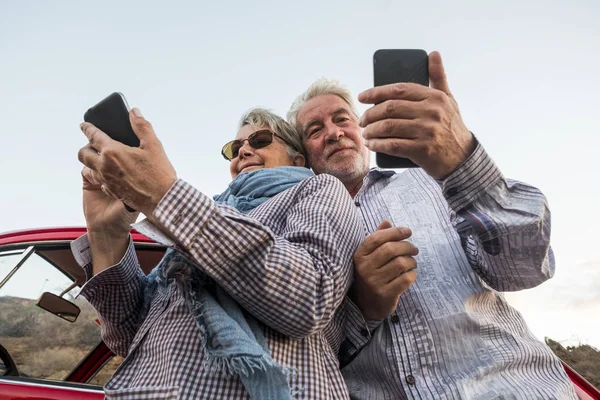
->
[[89, 355, 124, 386], [0, 248, 106, 381], [0, 250, 26, 282]]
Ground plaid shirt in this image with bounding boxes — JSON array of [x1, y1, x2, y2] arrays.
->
[[73, 174, 364, 400], [340, 144, 577, 400]]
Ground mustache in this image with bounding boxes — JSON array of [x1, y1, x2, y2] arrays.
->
[[326, 140, 357, 158]]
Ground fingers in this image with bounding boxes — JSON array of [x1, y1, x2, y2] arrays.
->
[[78, 143, 102, 171], [378, 255, 418, 284], [367, 240, 419, 269], [359, 100, 422, 128], [358, 82, 430, 105], [129, 108, 160, 147], [376, 220, 393, 231], [363, 137, 416, 159], [101, 184, 120, 200], [357, 226, 412, 256], [80, 123, 112, 152], [81, 166, 102, 189], [428, 51, 452, 97], [387, 269, 417, 294], [362, 118, 423, 141]]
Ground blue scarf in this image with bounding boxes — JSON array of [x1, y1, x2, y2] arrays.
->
[[213, 166, 314, 212], [151, 166, 313, 399]]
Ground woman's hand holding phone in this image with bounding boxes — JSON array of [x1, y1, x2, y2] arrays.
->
[[78, 107, 178, 219]]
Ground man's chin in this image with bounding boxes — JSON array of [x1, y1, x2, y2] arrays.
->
[[320, 159, 367, 180]]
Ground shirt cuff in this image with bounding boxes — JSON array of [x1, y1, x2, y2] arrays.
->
[[78, 237, 140, 296], [439, 141, 503, 212], [344, 297, 383, 349], [132, 219, 176, 247], [152, 179, 215, 250]]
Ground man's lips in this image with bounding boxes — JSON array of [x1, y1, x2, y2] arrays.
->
[[327, 147, 354, 158]]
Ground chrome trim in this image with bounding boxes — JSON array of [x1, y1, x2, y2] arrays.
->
[[0, 246, 34, 290]]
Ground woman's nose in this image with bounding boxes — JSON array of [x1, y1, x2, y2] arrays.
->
[[237, 141, 254, 158]]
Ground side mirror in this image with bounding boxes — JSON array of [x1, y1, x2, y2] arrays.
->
[[36, 292, 81, 323]]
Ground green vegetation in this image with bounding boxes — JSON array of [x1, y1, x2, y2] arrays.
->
[[0, 295, 102, 380], [546, 337, 600, 389]]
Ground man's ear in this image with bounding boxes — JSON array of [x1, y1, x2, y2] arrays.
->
[[293, 154, 306, 167]]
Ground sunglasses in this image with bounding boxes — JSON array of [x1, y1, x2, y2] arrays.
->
[[221, 129, 288, 161]]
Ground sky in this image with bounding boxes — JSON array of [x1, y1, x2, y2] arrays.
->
[[0, 0, 599, 351]]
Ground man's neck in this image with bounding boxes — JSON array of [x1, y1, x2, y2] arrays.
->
[[344, 178, 364, 198]]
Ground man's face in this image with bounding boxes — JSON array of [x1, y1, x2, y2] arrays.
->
[[297, 94, 370, 184]]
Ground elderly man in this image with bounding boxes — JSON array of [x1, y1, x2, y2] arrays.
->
[[287, 51, 577, 399]]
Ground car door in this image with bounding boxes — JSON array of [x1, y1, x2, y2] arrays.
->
[[0, 231, 165, 399]]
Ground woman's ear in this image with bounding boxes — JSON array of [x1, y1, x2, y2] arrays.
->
[[292, 154, 306, 167]]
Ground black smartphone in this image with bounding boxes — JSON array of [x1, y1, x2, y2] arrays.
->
[[373, 49, 429, 168], [84, 92, 140, 147]]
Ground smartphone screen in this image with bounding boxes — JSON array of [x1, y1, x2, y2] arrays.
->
[[373, 49, 429, 168], [83, 92, 140, 147]]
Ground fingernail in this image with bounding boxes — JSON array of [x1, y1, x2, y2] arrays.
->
[[358, 115, 364, 126], [132, 108, 143, 118], [400, 227, 411, 236]]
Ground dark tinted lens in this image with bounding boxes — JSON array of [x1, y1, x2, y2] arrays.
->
[[248, 130, 274, 149], [221, 140, 242, 161], [230, 141, 243, 159]]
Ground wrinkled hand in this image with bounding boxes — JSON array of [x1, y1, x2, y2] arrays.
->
[[78, 108, 177, 217], [81, 165, 139, 235], [358, 51, 476, 180], [350, 220, 418, 321]]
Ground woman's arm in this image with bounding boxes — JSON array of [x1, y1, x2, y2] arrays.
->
[[150, 174, 363, 339]]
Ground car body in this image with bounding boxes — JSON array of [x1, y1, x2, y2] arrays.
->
[[0, 227, 598, 399]]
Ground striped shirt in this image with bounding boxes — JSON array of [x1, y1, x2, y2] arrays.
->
[[340, 144, 578, 400], [72, 174, 364, 400]]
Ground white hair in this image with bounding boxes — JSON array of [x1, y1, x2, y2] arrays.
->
[[286, 78, 359, 133], [239, 107, 305, 159]]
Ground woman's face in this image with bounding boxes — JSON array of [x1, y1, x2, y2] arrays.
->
[[229, 125, 305, 179]]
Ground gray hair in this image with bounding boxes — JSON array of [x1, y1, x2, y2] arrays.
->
[[239, 108, 306, 160], [287, 77, 359, 133]]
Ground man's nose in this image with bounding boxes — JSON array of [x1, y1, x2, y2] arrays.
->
[[324, 123, 344, 142]]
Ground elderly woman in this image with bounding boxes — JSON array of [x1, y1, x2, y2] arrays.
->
[[74, 108, 363, 399]]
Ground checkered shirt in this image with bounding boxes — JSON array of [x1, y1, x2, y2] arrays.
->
[[73, 174, 364, 400]]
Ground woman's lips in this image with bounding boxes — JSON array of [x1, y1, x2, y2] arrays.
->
[[240, 163, 262, 172]]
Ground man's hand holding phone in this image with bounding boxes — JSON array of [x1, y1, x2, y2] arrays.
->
[[364, 51, 476, 180]]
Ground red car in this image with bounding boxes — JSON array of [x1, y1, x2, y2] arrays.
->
[[0, 227, 598, 400]]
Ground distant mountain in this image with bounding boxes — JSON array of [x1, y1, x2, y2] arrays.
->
[[546, 337, 600, 388], [0, 295, 34, 306]]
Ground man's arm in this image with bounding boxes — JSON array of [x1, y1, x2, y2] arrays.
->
[[150, 174, 364, 339], [356, 51, 552, 291], [441, 142, 553, 291], [73, 235, 150, 356]]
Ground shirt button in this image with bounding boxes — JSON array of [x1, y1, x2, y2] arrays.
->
[[360, 328, 369, 337], [447, 187, 459, 197], [390, 314, 400, 324], [405, 374, 415, 385], [354, 200, 360, 207]]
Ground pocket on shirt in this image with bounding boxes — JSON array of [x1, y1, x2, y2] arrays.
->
[[104, 385, 179, 400]]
